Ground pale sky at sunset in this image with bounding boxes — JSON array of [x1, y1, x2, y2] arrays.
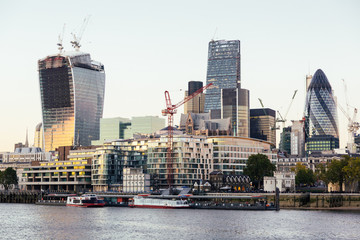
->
[[0, 0, 359, 151]]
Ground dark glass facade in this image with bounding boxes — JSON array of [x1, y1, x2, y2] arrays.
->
[[39, 52, 105, 151], [204, 40, 240, 113], [188, 81, 203, 96], [304, 69, 339, 151], [250, 108, 276, 145], [222, 88, 249, 137]]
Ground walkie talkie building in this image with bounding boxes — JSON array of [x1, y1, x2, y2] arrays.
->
[[38, 52, 105, 152], [204, 40, 241, 113]]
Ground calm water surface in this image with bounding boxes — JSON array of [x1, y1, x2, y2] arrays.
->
[[0, 204, 359, 239]]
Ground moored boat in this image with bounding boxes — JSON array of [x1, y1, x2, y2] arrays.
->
[[129, 194, 189, 209], [66, 194, 105, 207]]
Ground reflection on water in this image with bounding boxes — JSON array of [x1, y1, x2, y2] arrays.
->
[[0, 204, 359, 239]]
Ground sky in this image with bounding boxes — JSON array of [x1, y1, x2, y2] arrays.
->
[[0, 0, 359, 151]]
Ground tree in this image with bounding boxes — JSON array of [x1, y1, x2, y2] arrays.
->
[[295, 169, 315, 186], [243, 154, 276, 189], [326, 156, 349, 192], [343, 157, 360, 193], [0, 168, 18, 190]]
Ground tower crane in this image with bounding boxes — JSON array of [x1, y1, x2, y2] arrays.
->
[[338, 79, 360, 153], [276, 90, 298, 129], [71, 15, 90, 51], [57, 24, 66, 53], [162, 83, 213, 191], [257, 98, 279, 130]]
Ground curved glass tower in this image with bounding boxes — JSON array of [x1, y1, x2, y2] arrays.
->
[[304, 69, 339, 150], [38, 52, 105, 152]]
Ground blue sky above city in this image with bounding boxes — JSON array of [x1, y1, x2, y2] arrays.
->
[[0, 0, 359, 151]]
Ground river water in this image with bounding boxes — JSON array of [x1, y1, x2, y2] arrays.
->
[[0, 204, 359, 240]]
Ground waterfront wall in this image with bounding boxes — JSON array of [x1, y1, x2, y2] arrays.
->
[[207, 193, 360, 210], [0, 191, 38, 204], [277, 193, 360, 209]]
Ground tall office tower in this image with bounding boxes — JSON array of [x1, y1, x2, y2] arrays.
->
[[291, 120, 305, 157], [279, 127, 292, 155], [33, 122, 44, 149], [304, 69, 339, 153], [221, 88, 249, 137], [250, 108, 276, 145], [204, 40, 241, 113], [184, 81, 205, 114], [38, 52, 105, 152]]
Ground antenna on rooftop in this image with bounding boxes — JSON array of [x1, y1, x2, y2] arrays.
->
[[71, 15, 91, 51], [211, 27, 218, 41], [57, 24, 66, 53]]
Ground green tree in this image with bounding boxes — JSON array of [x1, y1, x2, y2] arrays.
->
[[326, 156, 349, 192], [0, 168, 18, 190], [243, 154, 276, 189], [314, 163, 327, 184], [343, 157, 360, 192], [295, 169, 315, 186]]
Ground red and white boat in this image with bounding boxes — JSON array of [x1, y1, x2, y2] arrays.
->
[[129, 194, 189, 209], [66, 194, 105, 207]]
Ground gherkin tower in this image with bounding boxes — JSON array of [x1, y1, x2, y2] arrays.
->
[[304, 69, 339, 152]]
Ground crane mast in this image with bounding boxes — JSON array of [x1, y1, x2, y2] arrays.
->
[[162, 83, 213, 192]]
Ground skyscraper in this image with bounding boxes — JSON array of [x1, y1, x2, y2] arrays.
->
[[204, 40, 241, 113], [38, 52, 105, 152], [250, 108, 276, 145], [184, 81, 205, 114], [221, 88, 249, 137], [304, 69, 339, 152]]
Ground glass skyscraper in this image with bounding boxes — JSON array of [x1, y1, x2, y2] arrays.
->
[[304, 69, 339, 152], [204, 40, 241, 113], [38, 52, 105, 152]]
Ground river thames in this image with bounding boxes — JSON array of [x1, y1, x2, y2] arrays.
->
[[0, 204, 359, 240]]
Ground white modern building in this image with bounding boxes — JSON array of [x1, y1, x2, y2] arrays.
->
[[123, 168, 150, 193]]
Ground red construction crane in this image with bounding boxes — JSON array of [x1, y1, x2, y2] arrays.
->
[[162, 83, 213, 191]]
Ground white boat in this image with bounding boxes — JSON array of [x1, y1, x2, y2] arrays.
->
[[129, 194, 189, 209], [66, 194, 105, 207]]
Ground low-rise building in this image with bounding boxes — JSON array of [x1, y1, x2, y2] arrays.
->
[[264, 171, 295, 192], [23, 159, 92, 192], [123, 168, 150, 193], [277, 157, 308, 172], [209, 136, 277, 176], [147, 135, 213, 189], [2, 147, 53, 163]]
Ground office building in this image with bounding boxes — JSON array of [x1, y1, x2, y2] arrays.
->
[[33, 123, 44, 149], [38, 51, 105, 151], [179, 112, 232, 136], [250, 108, 276, 145], [92, 116, 165, 145], [128, 116, 165, 137], [184, 81, 205, 114], [291, 120, 305, 157], [279, 127, 291, 155], [91, 117, 131, 145], [210, 136, 277, 176], [204, 40, 241, 113], [23, 159, 92, 192], [221, 88, 249, 137], [304, 69, 339, 153]]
